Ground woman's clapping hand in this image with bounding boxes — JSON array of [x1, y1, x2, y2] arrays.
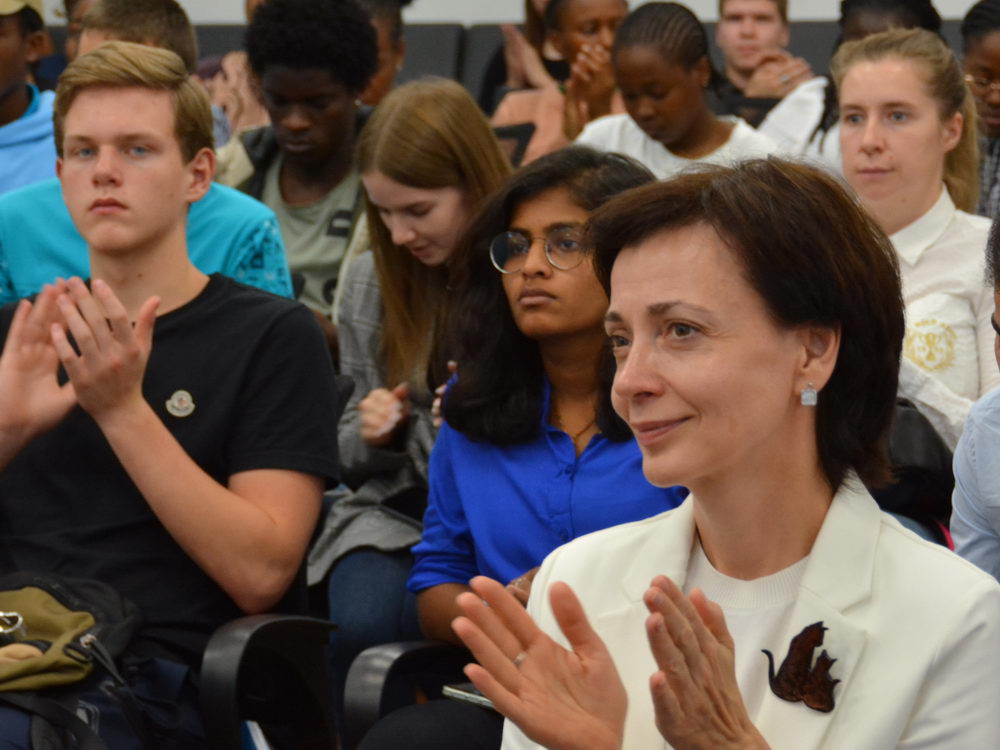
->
[[452, 576, 626, 750], [643, 576, 769, 750]]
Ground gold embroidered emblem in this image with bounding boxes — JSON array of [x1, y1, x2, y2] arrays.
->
[[903, 319, 957, 372], [165, 390, 195, 418]]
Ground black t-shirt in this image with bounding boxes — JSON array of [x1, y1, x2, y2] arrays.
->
[[479, 47, 570, 115], [710, 76, 781, 128], [0, 275, 340, 668]]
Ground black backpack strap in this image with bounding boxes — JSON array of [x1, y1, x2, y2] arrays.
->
[[0, 691, 106, 750], [87, 639, 159, 750]]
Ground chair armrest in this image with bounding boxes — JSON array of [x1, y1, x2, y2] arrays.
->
[[200, 614, 337, 750], [342, 640, 471, 749]]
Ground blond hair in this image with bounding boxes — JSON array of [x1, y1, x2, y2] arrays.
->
[[82, 0, 199, 74], [357, 77, 512, 388], [831, 27, 979, 212], [54, 40, 213, 162]]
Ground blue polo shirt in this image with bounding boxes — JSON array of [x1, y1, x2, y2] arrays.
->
[[0, 178, 293, 303], [408, 384, 687, 591]]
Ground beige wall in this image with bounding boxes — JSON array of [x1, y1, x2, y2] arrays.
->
[[40, 0, 975, 26]]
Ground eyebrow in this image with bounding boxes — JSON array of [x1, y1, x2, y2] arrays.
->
[[509, 221, 582, 235], [63, 132, 160, 144], [605, 300, 715, 324]]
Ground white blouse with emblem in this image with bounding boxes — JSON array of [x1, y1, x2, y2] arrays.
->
[[892, 186, 1000, 448]]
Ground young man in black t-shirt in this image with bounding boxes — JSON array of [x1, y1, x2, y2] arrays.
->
[[0, 41, 339, 746]]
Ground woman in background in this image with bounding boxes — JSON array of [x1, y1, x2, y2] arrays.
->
[[575, 2, 775, 180], [760, 0, 943, 171], [961, 0, 1000, 217], [492, 0, 628, 164], [307, 77, 511, 738], [835, 28, 998, 446]]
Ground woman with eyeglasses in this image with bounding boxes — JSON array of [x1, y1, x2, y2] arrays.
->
[[407, 147, 687, 654], [835, 28, 999, 449], [962, 0, 1000, 217]]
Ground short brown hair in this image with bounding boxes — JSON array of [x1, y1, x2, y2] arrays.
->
[[82, 0, 198, 74], [718, 0, 788, 25], [590, 158, 904, 490], [54, 40, 214, 162]]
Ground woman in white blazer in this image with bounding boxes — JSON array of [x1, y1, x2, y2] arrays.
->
[[450, 158, 1000, 750]]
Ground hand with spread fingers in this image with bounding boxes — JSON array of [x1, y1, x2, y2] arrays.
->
[[502, 24, 555, 91], [643, 575, 769, 750], [563, 44, 617, 140], [0, 281, 77, 463], [452, 576, 626, 750], [49, 277, 159, 423]]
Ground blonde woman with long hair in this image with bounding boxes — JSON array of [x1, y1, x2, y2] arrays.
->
[[308, 77, 511, 740], [835, 27, 999, 447]]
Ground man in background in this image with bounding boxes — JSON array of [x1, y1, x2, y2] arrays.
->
[[0, 0, 54, 194], [0, 0, 294, 303], [713, 0, 813, 126]]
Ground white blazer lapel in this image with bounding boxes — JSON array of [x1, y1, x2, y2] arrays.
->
[[753, 480, 879, 749], [621, 498, 697, 602], [607, 500, 698, 750]]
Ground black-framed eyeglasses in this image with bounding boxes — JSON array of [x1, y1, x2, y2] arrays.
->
[[965, 74, 1000, 96], [489, 227, 587, 274]]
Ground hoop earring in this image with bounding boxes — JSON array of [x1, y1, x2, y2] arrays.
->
[[800, 382, 818, 407]]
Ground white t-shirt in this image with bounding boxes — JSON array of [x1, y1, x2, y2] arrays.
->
[[575, 113, 778, 180], [685, 542, 808, 722], [758, 76, 841, 174], [893, 187, 1000, 447]]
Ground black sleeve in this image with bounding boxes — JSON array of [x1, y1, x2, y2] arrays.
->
[[225, 304, 341, 486], [479, 48, 508, 115]]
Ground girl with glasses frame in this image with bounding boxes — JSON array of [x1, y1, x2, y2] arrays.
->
[[361, 145, 687, 750], [961, 0, 1000, 217], [409, 147, 686, 645]]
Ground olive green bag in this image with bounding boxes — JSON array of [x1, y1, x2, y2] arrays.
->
[[0, 585, 97, 691], [0, 573, 146, 750]]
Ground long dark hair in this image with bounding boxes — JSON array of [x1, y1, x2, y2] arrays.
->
[[443, 147, 655, 444]]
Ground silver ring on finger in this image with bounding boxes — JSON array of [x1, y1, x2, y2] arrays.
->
[[513, 651, 528, 667], [780, 74, 791, 84]]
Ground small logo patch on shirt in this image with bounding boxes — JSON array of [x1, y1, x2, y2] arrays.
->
[[166, 390, 195, 418], [904, 319, 957, 372]]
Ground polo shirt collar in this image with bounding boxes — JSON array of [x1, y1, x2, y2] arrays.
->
[[889, 185, 954, 267]]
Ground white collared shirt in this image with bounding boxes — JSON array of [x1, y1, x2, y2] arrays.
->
[[758, 76, 841, 175], [892, 187, 999, 447], [575, 114, 778, 180]]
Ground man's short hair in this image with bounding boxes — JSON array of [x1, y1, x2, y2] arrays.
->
[[718, 0, 788, 25], [246, 0, 378, 95], [53, 40, 213, 161], [81, 0, 198, 74]]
